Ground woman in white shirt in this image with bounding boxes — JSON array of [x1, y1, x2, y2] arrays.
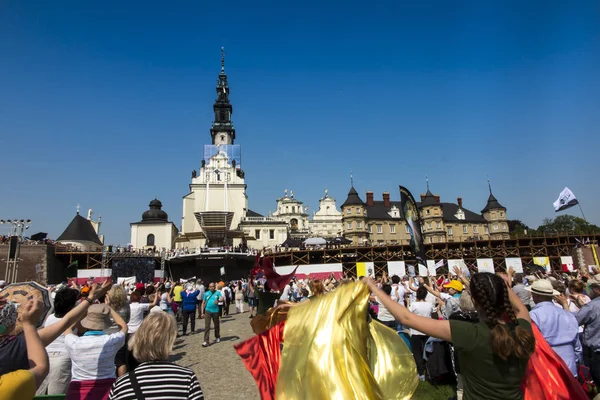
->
[[409, 286, 433, 381], [127, 290, 158, 335], [375, 284, 396, 329], [36, 288, 79, 395], [63, 304, 128, 399]]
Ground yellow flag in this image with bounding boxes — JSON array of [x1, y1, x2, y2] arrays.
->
[[276, 282, 417, 400]]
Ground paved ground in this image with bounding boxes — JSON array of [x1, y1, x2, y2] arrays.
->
[[169, 306, 260, 399]]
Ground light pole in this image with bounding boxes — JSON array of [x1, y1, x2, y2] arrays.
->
[[0, 219, 32, 283]]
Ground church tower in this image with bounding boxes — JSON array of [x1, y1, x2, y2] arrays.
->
[[177, 49, 247, 249], [210, 47, 235, 146]]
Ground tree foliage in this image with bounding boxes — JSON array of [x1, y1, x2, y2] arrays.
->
[[536, 215, 600, 235]]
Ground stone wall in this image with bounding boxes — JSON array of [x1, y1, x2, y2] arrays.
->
[[0, 244, 51, 285]]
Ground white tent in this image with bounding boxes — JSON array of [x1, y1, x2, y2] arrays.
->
[[304, 237, 327, 246]]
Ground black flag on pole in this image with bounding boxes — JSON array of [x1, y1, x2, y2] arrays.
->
[[400, 186, 426, 269]]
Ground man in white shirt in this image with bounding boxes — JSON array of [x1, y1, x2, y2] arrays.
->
[[196, 281, 205, 319]]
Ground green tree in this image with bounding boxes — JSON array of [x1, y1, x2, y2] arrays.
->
[[507, 220, 531, 236], [536, 215, 600, 235]]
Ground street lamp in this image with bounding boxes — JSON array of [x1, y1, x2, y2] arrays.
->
[[1, 219, 32, 283]]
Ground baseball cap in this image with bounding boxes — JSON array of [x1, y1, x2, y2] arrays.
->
[[443, 280, 464, 292]]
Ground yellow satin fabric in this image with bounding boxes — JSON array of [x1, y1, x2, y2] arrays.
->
[[276, 282, 417, 400]]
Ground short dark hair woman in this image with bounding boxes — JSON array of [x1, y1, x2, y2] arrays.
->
[[367, 272, 535, 399]]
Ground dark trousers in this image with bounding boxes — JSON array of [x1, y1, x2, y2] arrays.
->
[[204, 311, 220, 342], [379, 320, 396, 329], [590, 350, 600, 387], [410, 334, 429, 376], [182, 309, 196, 334]]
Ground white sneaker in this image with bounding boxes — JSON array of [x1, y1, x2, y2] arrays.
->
[[202, 342, 208, 347], [215, 338, 220, 343]]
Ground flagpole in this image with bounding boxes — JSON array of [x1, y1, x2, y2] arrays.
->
[[577, 203, 588, 222]]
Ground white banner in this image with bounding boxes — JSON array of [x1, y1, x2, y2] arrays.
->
[[117, 276, 136, 285], [418, 263, 428, 276], [533, 257, 551, 273], [561, 256, 574, 272], [220, 267, 225, 276], [387, 261, 406, 277], [426, 260, 437, 276], [505, 257, 523, 273], [77, 269, 112, 278], [477, 258, 495, 273], [275, 263, 343, 275]]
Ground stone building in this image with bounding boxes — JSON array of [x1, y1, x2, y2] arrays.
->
[[341, 183, 509, 245], [130, 199, 178, 251], [270, 190, 310, 237], [308, 190, 343, 238]]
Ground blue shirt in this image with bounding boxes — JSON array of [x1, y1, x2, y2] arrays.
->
[[575, 296, 600, 352], [203, 290, 222, 314], [181, 290, 200, 311], [530, 301, 582, 376]]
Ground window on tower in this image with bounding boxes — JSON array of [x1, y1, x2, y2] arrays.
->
[[146, 234, 155, 246], [221, 135, 225, 142], [220, 111, 226, 121]]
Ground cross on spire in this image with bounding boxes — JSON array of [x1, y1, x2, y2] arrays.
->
[[76, 204, 80, 214], [426, 176, 430, 191], [350, 171, 354, 187], [488, 178, 492, 195]]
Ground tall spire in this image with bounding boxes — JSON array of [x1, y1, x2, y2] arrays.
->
[[426, 176, 430, 192], [487, 178, 492, 195], [211, 47, 235, 145], [221, 46, 225, 72], [350, 171, 354, 187]]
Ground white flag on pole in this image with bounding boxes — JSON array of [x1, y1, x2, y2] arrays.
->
[[554, 187, 579, 212]]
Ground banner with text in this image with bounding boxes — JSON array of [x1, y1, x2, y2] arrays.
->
[[275, 263, 343, 279]]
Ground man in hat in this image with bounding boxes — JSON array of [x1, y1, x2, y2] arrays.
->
[[528, 279, 581, 376], [63, 303, 128, 398]]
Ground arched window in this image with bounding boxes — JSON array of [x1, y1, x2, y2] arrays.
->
[[147, 234, 155, 246]]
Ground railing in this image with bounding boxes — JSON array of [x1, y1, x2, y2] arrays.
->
[[242, 216, 281, 222], [166, 246, 258, 260]]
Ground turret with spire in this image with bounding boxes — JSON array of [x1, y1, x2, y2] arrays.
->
[[211, 47, 235, 145], [341, 174, 368, 245], [481, 180, 509, 240]]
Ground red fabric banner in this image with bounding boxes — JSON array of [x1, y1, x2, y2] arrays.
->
[[522, 323, 588, 400], [234, 321, 285, 400]]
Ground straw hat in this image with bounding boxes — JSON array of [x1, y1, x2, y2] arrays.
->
[[80, 304, 112, 331], [525, 279, 559, 297]]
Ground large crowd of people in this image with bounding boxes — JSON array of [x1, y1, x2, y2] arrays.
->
[[1, 263, 600, 399]]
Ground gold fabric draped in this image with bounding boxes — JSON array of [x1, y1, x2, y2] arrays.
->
[[276, 282, 417, 400]]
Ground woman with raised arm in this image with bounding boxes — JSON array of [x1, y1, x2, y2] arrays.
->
[[366, 271, 535, 400]]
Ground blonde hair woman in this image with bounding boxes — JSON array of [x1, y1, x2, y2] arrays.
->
[[108, 312, 204, 400], [107, 285, 131, 377]]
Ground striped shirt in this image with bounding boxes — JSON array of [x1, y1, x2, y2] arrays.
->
[[108, 361, 204, 400]]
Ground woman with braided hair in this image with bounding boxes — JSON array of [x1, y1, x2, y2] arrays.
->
[[367, 272, 535, 399]]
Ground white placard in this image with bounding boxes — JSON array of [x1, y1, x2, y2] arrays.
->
[[77, 269, 112, 278], [533, 257, 551, 273], [426, 260, 437, 276], [560, 256, 574, 272], [117, 276, 136, 285], [387, 261, 406, 277], [220, 267, 225, 276], [589, 265, 597, 273], [448, 259, 467, 275], [505, 257, 523, 273], [418, 263, 428, 276], [477, 258, 495, 273]]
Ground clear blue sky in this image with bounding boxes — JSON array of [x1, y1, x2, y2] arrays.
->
[[1, 1, 599, 245]]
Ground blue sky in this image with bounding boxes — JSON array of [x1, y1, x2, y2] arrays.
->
[[1, 1, 599, 245]]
